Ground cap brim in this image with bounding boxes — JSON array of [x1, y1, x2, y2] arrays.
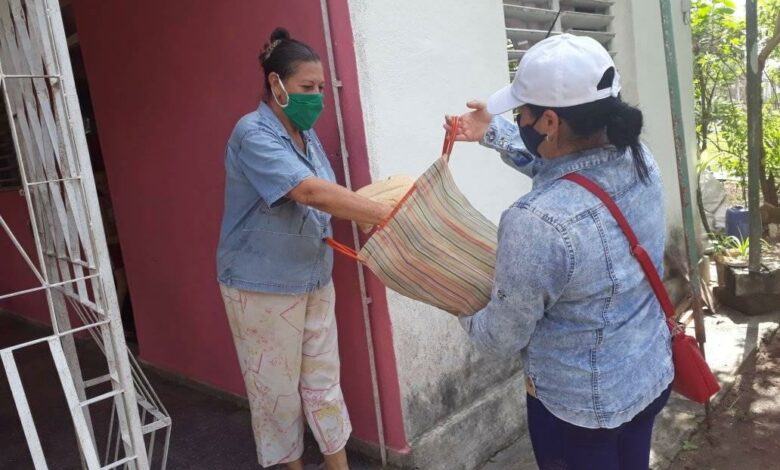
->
[[486, 83, 525, 115]]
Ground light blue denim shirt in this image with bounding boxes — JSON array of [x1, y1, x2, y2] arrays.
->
[[216, 102, 336, 294], [461, 116, 674, 429]]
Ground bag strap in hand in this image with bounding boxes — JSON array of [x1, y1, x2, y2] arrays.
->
[[442, 116, 459, 161], [561, 173, 676, 323], [380, 117, 459, 228]]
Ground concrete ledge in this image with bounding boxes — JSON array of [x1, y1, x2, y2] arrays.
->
[[394, 371, 527, 470], [714, 265, 780, 315]]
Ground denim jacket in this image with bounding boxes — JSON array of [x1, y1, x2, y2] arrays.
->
[[460, 116, 674, 429], [216, 103, 336, 294]]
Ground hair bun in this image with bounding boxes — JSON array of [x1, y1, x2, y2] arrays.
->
[[606, 101, 642, 148], [270, 27, 290, 42]]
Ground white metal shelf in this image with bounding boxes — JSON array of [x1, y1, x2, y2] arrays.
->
[[506, 28, 560, 45], [560, 0, 614, 10], [561, 11, 613, 30], [504, 4, 559, 24], [567, 29, 615, 45], [504, 0, 551, 6], [507, 49, 527, 61]]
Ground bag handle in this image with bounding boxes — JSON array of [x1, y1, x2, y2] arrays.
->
[[326, 118, 461, 258], [378, 117, 460, 228], [561, 173, 677, 325], [325, 237, 361, 261], [442, 116, 460, 162]]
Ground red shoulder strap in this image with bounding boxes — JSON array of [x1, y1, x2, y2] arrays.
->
[[561, 173, 676, 321]]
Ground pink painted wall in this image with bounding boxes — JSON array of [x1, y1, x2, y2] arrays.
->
[[70, 0, 407, 450], [322, 0, 408, 451]]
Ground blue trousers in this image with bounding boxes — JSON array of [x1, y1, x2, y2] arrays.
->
[[527, 384, 672, 470]]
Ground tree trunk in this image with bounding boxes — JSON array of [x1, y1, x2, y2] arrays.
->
[[747, 0, 763, 271], [758, 4, 780, 211]]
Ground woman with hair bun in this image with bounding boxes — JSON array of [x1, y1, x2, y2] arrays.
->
[[447, 34, 674, 470], [216, 27, 387, 470]]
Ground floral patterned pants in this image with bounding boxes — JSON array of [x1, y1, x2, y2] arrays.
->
[[220, 282, 351, 467]]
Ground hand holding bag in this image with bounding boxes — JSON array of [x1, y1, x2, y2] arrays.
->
[[326, 118, 498, 315], [562, 172, 720, 404]]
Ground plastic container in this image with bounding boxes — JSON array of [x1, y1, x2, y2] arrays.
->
[[725, 206, 750, 239]]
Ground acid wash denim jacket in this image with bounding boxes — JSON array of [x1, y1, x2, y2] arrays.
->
[[460, 116, 674, 429]]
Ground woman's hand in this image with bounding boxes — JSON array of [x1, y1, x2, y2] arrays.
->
[[288, 177, 392, 226], [444, 100, 493, 142]]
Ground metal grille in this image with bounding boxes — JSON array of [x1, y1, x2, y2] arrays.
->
[[0, 0, 171, 468], [503, 0, 615, 77], [0, 88, 20, 189]]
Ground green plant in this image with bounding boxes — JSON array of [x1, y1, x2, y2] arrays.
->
[[702, 102, 780, 207], [691, 0, 746, 154], [692, 0, 780, 206], [710, 232, 772, 260], [695, 152, 722, 175], [754, 0, 780, 206], [708, 102, 749, 203], [763, 106, 780, 179], [710, 233, 739, 257], [729, 235, 750, 258]]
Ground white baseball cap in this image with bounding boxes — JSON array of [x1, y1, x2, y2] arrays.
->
[[487, 34, 621, 115]]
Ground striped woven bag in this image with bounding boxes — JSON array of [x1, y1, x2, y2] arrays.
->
[[327, 118, 498, 315]]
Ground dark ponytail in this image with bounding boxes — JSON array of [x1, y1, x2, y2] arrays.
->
[[259, 27, 320, 94], [528, 97, 649, 183], [605, 100, 648, 182]]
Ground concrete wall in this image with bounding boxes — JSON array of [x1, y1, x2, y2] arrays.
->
[[612, 0, 699, 249], [612, 0, 700, 302], [348, 0, 530, 468]]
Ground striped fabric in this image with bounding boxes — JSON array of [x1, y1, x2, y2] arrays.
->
[[359, 154, 498, 314]]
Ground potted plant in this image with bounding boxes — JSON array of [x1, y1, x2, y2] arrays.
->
[[709, 234, 746, 286], [711, 234, 780, 315]]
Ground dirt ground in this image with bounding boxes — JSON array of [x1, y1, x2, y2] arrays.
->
[[668, 330, 780, 470]]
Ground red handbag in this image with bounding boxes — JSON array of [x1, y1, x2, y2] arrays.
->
[[562, 173, 720, 404]]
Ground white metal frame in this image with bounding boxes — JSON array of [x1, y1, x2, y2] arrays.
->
[[0, 0, 170, 468]]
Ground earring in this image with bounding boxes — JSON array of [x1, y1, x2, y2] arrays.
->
[[545, 134, 552, 142]]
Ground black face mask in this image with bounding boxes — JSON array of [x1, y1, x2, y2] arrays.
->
[[516, 113, 546, 158]]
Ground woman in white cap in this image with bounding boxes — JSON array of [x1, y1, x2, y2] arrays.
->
[[447, 34, 674, 469]]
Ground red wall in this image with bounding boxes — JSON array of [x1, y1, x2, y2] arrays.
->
[[0, 191, 49, 325], [70, 0, 407, 451]]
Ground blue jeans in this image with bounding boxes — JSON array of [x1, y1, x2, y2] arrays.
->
[[527, 384, 672, 470]]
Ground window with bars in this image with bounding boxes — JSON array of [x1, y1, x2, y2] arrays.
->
[[0, 93, 21, 191], [503, 0, 615, 78]]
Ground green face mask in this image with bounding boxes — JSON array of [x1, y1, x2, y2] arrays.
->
[[273, 78, 324, 131]]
